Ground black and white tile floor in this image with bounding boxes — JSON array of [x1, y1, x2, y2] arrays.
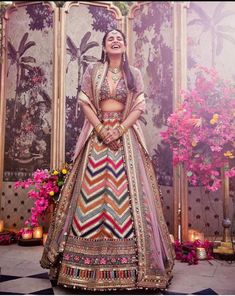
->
[[0, 245, 234, 295]]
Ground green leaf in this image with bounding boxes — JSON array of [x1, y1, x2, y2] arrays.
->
[[57, 181, 64, 187]]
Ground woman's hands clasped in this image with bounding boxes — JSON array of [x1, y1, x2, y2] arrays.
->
[[99, 126, 121, 151]]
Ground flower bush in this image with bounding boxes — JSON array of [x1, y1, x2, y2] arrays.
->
[[174, 239, 214, 265], [14, 165, 69, 234], [161, 66, 235, 191]]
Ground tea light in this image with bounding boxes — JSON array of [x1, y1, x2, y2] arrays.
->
[[194, 232, 204, 242], [43, 233, 48, 246], [22, 229, 33, 240], [33, 226, 43, 239], [196, 247, 207, 260], [188, 229, 204, 242], [0, 220, 4, 232]]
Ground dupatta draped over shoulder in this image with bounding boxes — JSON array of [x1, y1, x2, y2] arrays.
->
[[40, 62, 174, 289]]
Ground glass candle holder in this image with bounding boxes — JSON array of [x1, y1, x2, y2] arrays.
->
[[196, 247, 207, 260], [33, 226, 43, 239], [22, 229, 33, 240]]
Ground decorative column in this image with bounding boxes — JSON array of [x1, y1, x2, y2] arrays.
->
[[172, 2, 188, 241]]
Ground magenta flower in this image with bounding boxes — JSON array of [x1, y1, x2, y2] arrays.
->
[[161, 66, 235, 191], [14, 166, 69, 234]]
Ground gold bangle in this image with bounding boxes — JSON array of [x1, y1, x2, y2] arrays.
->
[[116, 125, 123, 137], [116, 124, 127, 137], [95, 123, 103, 134], [120, 124, 127, 134]]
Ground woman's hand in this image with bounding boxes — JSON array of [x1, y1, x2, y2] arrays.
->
[[107, 140, 121, 151], [99, 126, 109, 141], [103, 127, 120, 144]]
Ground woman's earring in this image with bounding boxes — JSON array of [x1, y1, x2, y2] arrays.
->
[[104, 51, 107, 62], [123, 52, 126, 62]]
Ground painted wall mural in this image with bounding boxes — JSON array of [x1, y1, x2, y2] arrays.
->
[[4, 2, 54, 181], [130, 2, 173, 187], [64, 3, 119, 163], [187, 1, 235, 237], [128, 2, 174, 233]]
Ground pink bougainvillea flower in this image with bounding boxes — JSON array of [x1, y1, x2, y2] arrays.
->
[[161, 66, 235, 191], [14, 165, 69, 234]]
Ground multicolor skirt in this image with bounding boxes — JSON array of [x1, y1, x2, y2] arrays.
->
[[57, 111, 138, 290]]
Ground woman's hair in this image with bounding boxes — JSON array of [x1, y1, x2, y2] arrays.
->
[[100, 29, 135, 92]]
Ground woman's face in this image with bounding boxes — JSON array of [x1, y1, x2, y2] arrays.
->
[[104, 30, 126, 57]]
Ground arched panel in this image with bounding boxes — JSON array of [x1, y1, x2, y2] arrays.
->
[[59, 1, 123, 164], [127, 1, 174, 234], [0, 1, 58, 230], [186, 1, 235, 239]]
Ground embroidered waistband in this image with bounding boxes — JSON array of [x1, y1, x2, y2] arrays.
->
[[100, 111, 123, 120]]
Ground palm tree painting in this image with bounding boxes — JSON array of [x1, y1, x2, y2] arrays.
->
[[5, 32, 52, 176], [66, 31, 99, 118], [188, 2, 235, 67], [7, 32, 36, 119]]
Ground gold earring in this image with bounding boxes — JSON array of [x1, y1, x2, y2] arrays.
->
[[104, 51, 107, 61], [123, 53, 126, 62]]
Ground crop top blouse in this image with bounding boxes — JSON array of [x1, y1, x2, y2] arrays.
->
[[99, 77, 128, 104]]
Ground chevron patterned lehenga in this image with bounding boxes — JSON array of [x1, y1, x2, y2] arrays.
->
[[57, 112, 138, 289]]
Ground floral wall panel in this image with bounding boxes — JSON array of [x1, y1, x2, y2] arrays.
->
[[64, 2, 120, 163], [4, 2, 55, 182], [128, 2, 174, 233], [1, 2, 56, 230], [187, 1, 235, 237]]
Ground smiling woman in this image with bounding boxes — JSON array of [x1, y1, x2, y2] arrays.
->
[[40, 29, 175, 291]]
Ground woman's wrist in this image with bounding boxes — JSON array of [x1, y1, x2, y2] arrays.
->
[[94, 123, 104, 134], [116, 124, 127, 137]]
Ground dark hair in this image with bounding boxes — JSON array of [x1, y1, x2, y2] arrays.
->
[[100, 29, 135, 92]]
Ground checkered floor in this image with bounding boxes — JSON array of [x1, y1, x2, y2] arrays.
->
[[0, 271, 218, 295], [1, 244, 233, 295], [0, 272, 218, 295]]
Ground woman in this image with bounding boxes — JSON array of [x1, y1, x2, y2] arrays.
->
[[40, 29, 174, 291]]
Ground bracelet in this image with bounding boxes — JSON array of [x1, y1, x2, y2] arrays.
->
[[95, 123, 104, 134], [120, 124, 127, 134], [116, 124, 127, 137]]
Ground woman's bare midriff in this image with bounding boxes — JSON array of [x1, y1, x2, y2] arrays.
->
[[100, 99, 125, 112]]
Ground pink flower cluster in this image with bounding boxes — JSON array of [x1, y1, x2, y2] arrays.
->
[[174, 239, 214, 265], [14, 167, 68, 233], [161, 66, 235, 191]]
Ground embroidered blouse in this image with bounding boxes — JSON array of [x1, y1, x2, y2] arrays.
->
[[99, 77, 128, 104]]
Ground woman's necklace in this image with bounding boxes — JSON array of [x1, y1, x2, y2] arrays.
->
[[108, 67, 121, 83]]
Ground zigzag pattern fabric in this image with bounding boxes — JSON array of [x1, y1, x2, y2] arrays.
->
[[72, 114, 134, 239]]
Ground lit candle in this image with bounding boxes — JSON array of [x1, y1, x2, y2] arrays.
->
[[194, 231, 205, 242], [43, 233, 48, 246], [188, 229, 204, 242], [188, 229, 195, 242], [0, 220, 4, 232], [33, 226, 43, 239], [196, 247, 207, 260], [22, 228, 33, 240]]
